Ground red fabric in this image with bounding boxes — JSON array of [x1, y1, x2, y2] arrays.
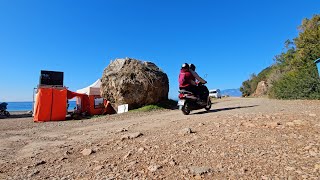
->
[[81, 95, 90, 114], [88, 95, 101, 115], [87, 96, 116, 115], [51, 89, 67, 121], [179, 69, 194, 88], [67, 90, 85, 99], [67, 90, 90, 114], [34, 88, 53, 122], [34, 88, 67, 122]]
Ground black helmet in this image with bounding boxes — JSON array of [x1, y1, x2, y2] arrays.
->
[[181, 63, 189, 69], [189, 63, 196, 71]]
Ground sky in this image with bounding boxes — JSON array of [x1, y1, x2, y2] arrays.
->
[[0, 0, 319, 102]]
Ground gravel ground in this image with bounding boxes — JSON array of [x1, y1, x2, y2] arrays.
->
[[0, 97, 319, 179]]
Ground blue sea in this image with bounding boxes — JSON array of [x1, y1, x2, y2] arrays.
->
[[4, 101, 77, 112]]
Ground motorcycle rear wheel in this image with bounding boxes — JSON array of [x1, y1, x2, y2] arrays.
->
[[4, 111, 10, 117], [181, 103, 190, 115]]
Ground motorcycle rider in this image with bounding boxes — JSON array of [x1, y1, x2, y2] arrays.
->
[[179, 63, 198, 95], [189, 64, 209, 101]]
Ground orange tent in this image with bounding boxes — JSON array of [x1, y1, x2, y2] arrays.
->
[[33, 81, 115, 122], [76, 79, 115, 115], [34, 87, 67, 122]]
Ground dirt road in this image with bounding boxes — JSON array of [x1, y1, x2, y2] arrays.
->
[[0, 98, 319, 179]]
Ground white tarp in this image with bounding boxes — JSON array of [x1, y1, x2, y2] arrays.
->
[[118, 104, 128, 114], [76, 79, 102, 96]]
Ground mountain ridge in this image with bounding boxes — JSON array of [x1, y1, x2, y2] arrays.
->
[[221, 88, 241, 97]]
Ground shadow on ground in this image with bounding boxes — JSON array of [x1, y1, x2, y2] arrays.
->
[[0, 113, 32, 119], [192, 105, 259, 115]]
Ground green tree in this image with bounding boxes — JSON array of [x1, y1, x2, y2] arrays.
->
[[240, 80, 251, 97]]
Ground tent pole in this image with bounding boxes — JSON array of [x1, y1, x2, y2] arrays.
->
[[32, 87, 36, 114]]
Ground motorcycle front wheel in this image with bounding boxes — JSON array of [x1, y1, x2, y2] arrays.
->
[[205, 99, 212, 112]]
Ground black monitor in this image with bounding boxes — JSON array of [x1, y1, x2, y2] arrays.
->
[[39, 70, 64, 86]]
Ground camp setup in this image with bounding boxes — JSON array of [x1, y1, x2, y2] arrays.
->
[[33, 70, 115, 122], [76, 79, 115, 116]]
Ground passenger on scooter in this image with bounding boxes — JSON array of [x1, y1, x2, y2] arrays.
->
[[189, 64, 207, 85], [189, 64, 209, 101], [178, 63, 198, 95]]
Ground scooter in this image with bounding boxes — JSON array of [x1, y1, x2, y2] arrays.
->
[[177, 84, 212, 115], [0, 110, 10, 117], [0, 102, 10, 117]]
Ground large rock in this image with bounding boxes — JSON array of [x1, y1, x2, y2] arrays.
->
[[101, 58, 169, 110], [253, 81, 268, 97]]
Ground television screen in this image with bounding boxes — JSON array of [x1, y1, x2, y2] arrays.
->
[[39, 70, 64, 86]]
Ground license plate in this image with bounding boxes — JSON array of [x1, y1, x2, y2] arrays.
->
[[178, 100, 185, 106]]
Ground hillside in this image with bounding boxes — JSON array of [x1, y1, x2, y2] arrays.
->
[[240, 14, 320, 99]]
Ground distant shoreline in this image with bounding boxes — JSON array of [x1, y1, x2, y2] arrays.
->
[[8, 111, 31, 113], [4, 101, 76, 112]]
